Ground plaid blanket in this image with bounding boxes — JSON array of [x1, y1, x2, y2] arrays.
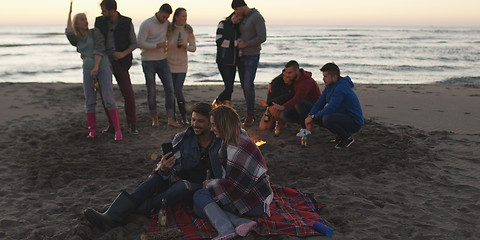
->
[[143, 185, 327, 239]]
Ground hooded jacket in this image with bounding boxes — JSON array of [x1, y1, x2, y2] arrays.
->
[[309, 76, 364, 126], [282, 69, 321, 109]]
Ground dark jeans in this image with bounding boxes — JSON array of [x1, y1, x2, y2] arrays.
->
[[129, 174, 202, 212], [141, 60, 175, 117], [315, 113, 361, 139], [217, 63, 236, 102], [172, 72, 186, 104], [238, 55, 260, 113], [192, 188, 265, 218], [110, 60, 137, 125], [280, 100, 314, 128]]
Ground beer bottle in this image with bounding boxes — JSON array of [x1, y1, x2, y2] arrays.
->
[[274, 121, 280, 137], [177, 32, 182, 48], [158, 198, 167, 227]]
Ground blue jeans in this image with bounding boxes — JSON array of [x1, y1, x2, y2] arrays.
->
[[130, 174, 202, 212], [238, 55, 260, 113], [172, 72, 186, 103], [316, 113, 361, 139], [141, 60, 175, 116], [83, 66, 116, 113], [192, 188, 265, 218], [217, 63, 237, 102], [280, 100, 314, 128]]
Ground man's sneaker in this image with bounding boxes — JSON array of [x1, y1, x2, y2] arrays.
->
[[329, 135, 341, 144], [296, 129, 311, 137], [335, 136, 354, 149], [129, 124, 139, 135]]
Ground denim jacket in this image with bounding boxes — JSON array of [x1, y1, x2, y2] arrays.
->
[[159, 127, 223, 183]]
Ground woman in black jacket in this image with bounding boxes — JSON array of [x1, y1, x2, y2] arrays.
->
[[213, 13, 242, 107]]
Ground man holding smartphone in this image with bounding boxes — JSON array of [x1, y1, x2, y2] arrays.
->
[[84, 103, 223, 230]]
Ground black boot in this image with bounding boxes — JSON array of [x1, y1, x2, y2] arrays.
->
[[84, 190, 137, 229], [178, 101, 189, 125], [98, 198, 153, 215]]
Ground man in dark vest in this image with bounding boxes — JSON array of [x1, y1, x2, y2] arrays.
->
[[95, 0, 138, 134]]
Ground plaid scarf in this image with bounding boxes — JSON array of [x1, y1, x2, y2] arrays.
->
[[207, 134, 273, 215]]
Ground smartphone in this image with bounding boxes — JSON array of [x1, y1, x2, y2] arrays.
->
[[161, 142, 173, 155]]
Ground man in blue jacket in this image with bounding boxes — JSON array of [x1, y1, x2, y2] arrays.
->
[[83, 103, 223, 229], [305, 63, 364, 148]]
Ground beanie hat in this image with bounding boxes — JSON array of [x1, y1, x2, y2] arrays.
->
[[231, 0, 247, 9]]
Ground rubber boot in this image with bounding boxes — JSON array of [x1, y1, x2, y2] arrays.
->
[[203, 202, 237, 240], [150, 109, 159, 127], [243, 112, 255, 127], [178, 101, 189, 125], [108, 108, 122, 141], [86, 113, 96, 138], [100, 198, 153, 215], [224, 211, 257, 237], [84, 190, 136, 229]]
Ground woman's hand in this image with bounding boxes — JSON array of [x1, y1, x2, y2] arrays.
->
[[202, 179, 211, 188], [69, 1, 73, 16], [177, 39, 186, 49], [67, 0, 73, 30]]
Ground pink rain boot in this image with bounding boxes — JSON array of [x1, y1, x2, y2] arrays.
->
[[108, 108, 123, 141], [86, 113, 96, 138]]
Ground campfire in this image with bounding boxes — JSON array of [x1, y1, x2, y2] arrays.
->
[[255, 140, 266, 146], [246, 132, 267, 147]]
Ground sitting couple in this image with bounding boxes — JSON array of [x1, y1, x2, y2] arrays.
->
[[84, 103, 273, 240], [259, 61, 364, 148]]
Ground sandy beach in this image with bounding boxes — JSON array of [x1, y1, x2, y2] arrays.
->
[[0, 82, 479, 240]]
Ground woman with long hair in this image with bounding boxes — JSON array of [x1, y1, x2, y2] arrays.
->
[[65, 1, 122, 140], [167, 7, 196, 125], [193, 106, 273, 240]]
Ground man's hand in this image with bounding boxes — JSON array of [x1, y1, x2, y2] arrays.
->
[[156, 42, 167, 49], [156, 152, 175, 174], [113, 51, 125, 61], [272, 103, 285, 111], [237, 39, 247, 49], [305, 115, 314, 131], [90, 67, 98, 77]]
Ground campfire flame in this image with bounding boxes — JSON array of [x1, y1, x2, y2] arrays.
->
[[247, 132, 267, 147]]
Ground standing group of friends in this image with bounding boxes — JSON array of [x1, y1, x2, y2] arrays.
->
[[66, 0, 364, 238], [66, 0, 266, 142]]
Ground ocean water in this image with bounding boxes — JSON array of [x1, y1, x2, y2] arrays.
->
[[1, 25, 479, 85]]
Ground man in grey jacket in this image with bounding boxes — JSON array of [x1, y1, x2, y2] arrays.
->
[[232, 0, 267, 127]]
